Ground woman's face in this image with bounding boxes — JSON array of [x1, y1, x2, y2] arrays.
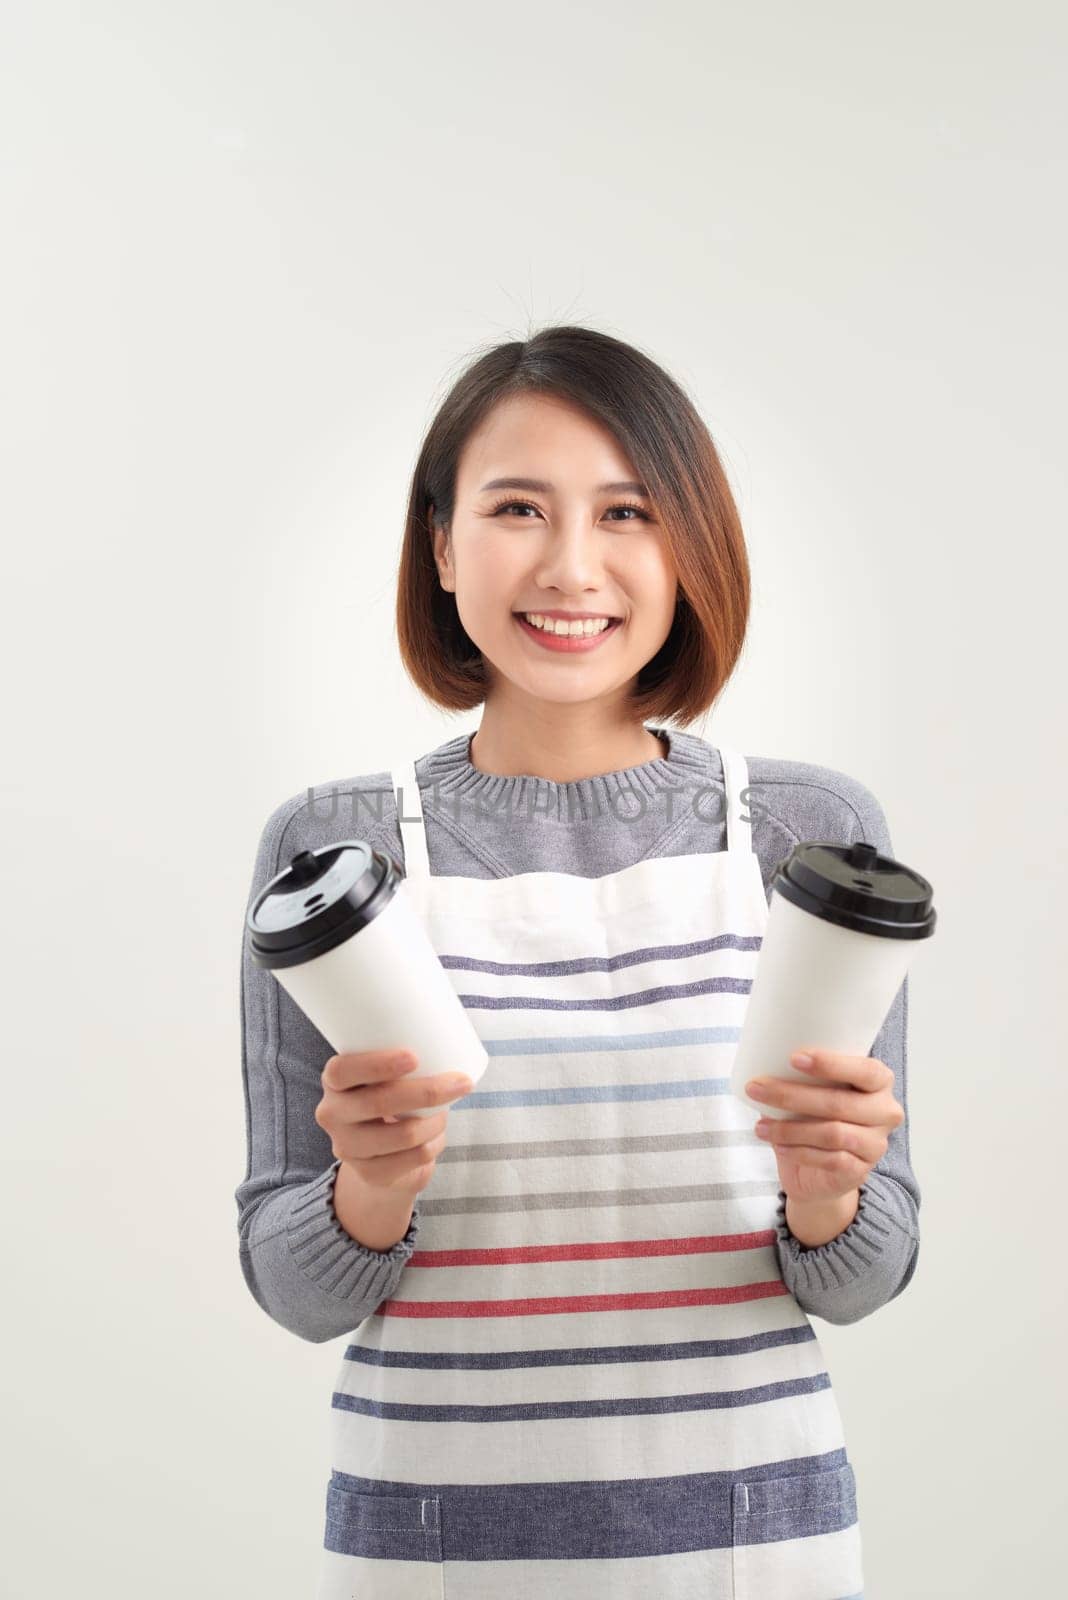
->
[[432, 392, 679, 709]]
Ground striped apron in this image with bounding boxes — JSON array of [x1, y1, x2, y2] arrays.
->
[[315, 740, 864, 1600]]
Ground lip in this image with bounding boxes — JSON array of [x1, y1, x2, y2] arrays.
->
[[512, 612, 624, 653]]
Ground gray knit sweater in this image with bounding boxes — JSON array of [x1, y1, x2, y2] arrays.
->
[[236, 725, 921, 1344]]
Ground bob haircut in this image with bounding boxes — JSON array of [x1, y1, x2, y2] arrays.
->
[[396, 324, 751, 728]]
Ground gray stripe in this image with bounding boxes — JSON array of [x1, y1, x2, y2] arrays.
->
[[418, 1177, 782, 1217], [439, 1127, 762, 1163]]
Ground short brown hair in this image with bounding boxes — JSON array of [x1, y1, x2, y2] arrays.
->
[[396, 323, 751, 728]]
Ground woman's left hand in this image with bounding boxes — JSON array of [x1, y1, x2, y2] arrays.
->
[[746, 1048, 905, 1204]]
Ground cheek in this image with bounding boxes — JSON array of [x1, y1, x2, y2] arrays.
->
[[624, 541, 677, 598], [452, 560, 525, 646], [625, 560, 679, 632], [452, 544, 506, 605]]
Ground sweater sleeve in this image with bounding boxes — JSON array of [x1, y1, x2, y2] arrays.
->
[[235, 797, 421, 1344], [771, 780, 922, 1325]]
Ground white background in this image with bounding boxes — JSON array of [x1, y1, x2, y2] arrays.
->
[[3, 2, 1065, 1594]]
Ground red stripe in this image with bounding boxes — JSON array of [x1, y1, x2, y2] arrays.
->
[[407, 1229, 778, 1268], [377, 1280, 789, 1318]]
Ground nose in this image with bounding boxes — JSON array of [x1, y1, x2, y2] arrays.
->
[[532, 517, 607, 597]]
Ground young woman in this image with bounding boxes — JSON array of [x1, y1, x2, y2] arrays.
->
[[238, 325, 920, 1599]]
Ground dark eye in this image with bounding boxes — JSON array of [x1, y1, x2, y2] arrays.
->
[[487, 498, 651, 523], [490, 500, 540, 517]]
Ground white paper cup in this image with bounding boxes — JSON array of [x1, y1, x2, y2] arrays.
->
[[249, 843, 488, 1120], [730, 840, 936, 1119]]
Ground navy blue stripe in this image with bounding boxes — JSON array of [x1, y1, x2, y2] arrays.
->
[[332, 1370, 831, 1424], [323, 1450, 857, 1562], [439, 932, 763, 977], [343, 1323, 817, 1369], [460, 975, 753, 1012]]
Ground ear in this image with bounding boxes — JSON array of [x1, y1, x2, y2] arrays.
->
[[429, 503, 454, 592]]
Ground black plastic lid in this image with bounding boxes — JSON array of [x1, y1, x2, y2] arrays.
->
[[772, 840, 937, 940], [247, 840, 403, 969]]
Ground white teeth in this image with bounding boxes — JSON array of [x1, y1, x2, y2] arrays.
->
[[521, 613, 615, 636]]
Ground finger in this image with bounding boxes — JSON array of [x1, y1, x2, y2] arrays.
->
[[756, 1118, 887, 1164], [322, 1049, 418, 1092], [323, 1078, 404, 1127], [337, 1108, 450, 1163], [359, 1070, 474, 1124], [747, 1078, 888, 1124], [770, 1145, 871, 1179], [318, 1085, 412, 1131], [347, 1126, 449, 1183], [790, 1049, 892, 1091]]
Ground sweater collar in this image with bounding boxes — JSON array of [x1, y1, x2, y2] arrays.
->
[[419, 724, 715, 823]]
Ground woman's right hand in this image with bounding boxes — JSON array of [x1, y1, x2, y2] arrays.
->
[[314, 1049, 473, 1196]]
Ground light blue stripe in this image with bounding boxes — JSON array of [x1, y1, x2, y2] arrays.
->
[[453, 1074, 739, 1109], [483, 1024, 742, 1055]]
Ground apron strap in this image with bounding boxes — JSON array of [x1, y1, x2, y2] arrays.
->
[[718, 745, 755, 855], [390, 759, 431, 879]]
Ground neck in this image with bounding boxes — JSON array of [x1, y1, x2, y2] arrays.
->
[[469, 695, 667, 784]]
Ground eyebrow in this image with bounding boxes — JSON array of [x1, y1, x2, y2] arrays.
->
[[478, 476, 650, 497]]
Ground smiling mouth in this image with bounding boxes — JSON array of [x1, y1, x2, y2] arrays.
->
[[512, 610, 622, 630], [512, 612, 624, 652]]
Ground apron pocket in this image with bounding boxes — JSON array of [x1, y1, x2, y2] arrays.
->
[[730, 1461, 863, 1600], [319, 1482, 444, 1600]]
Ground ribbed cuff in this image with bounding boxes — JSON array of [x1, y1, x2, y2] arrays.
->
[[774, 1178, 917, 1298], [285, 1159, 421, 1300]]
